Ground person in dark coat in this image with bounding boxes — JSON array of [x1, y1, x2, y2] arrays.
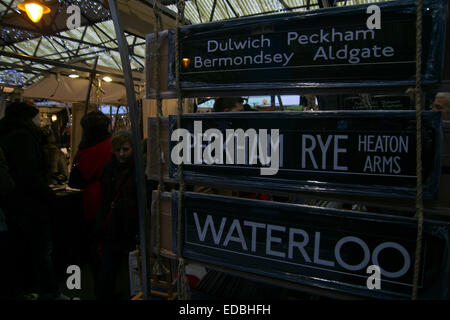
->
[[95, 130, 138, 300], [0, 101, 63, 300], [70, 110, 113, 267], [42, 127, 68, 185], [0, 146, 15, 299], [0, 145, 14, 196]]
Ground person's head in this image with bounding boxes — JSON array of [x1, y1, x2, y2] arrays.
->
[[111, 130, 133, 164], [80, 110, 111, 146], [243, 103, 253, 112], [432, 92, 450, 121], [5, 101, 40, 127], [213, 97, 244, 113]]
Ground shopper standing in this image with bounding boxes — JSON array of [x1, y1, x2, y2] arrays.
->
[[432, 92, 450, 121], [95, 130, 138, 300], [69, 110, 113, 268], [0, 145, 15, 299], [0, 101, 63, 300]]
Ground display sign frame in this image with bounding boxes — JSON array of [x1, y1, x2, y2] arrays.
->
[[168, 111, 442, 200], [167, 0, 448, 92], [172, 192, 450, 299]]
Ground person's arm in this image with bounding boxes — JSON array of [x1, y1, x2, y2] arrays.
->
[[56, 149, 69, 178], [0, 147, 14, 195]]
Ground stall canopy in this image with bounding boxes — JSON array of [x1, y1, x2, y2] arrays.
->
[[22, 62, 145, 104]]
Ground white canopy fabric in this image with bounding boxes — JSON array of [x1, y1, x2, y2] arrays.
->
[[23, 63, 145, 105]]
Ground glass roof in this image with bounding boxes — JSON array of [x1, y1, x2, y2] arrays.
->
[[0, 0, 392, 88]]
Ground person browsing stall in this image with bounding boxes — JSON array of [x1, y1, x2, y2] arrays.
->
[[0, 102, 64, 300], [432, 92, 450, 121], [69, 110, 113, 268], [95, 130, 139, 300]]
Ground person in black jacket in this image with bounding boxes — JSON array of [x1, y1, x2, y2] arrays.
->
[[95, 130, 138, 300], [0, 146, 15, 299], [0, 146, 14, 195], [0, 101, 64, 300]]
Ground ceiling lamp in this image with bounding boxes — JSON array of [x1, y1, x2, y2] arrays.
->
[[69, 74, 79, 79], [102, 76, 112, 82], [17, 1, 51, 23], [51, 114, 57, 122], [2, 87, 14, 93]]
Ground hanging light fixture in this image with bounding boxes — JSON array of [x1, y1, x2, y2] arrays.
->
[[51, 114, 57, 122], [17, 1, 51, 23]]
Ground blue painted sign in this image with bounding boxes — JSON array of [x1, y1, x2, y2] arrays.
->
[[173, 192, 450, 299]]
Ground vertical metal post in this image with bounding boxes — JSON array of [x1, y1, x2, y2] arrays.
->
[[83, 56, 99, 115], [109, 0, 150, 300], [277, 95, 284, 111]]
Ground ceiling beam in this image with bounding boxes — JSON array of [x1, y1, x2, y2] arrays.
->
[[0, 60, 52, 74], [139, 0, 191, 24], [231, 3, 319, 19], [33, 37, 43, 56], [45, 36, 67, 61], [278, 0, 292, 11], [224, 0, 239, 18], [193, 0, 203, 22], [210, 0, 218, 22], [0, 50, 144, 81], [50, 37, 80, 60], [93, 23, 116, 43], [1, 0, 15, 19], [75, 25, 89, 57], [43, 34, 145, 59]]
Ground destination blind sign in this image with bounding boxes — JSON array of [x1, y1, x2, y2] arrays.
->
[[172, 192, 450, 299], [168, 0, 447, 90], [168, 111, 442, 199]]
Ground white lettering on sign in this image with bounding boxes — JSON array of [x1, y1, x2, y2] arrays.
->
[[359, 135, 409, 174], [186, 20, 399, 72], [312, 45, 394, 64], [301, 134, 348, 171], [287, 28, 375, 46], [207, 35, 272, 52], [194, 52, 294, 68], [190, 212, 412, 279], [358, 135, 409, 153]]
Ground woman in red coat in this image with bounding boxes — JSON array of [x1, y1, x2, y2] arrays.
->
[[70, 110, 113, 267]]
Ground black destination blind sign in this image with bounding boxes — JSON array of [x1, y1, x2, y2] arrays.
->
[[168, 0, 447, 90], [168, 111, 442, 199], [172, 192, 450, 299]]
